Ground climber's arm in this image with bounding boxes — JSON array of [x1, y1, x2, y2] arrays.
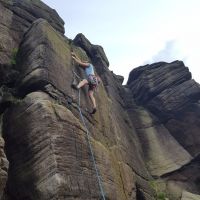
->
[[72, 54, 89, 68]]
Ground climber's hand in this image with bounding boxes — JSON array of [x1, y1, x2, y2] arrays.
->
[[71, 52, 76, 57]]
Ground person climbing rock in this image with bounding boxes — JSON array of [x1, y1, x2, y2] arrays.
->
[[71, 52, 99, 114]]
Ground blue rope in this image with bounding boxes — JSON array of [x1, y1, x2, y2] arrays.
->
[[76, 81, 106, 200]]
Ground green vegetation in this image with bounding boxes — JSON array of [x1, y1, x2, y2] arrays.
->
[[149, 180, 168, 200], [10, 48, 18, 65], [157, 192, 167, 200]]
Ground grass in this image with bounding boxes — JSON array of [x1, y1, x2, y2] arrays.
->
[[149, 180, 168, 200], [10, 48, 18, 65]]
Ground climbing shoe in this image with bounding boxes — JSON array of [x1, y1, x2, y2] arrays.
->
[[71, 84, 78, 90], [90, 108, 97, 114]]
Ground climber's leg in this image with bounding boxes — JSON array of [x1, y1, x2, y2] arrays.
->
[[72, 79, 88, 90], [88, 89, 97, 114]]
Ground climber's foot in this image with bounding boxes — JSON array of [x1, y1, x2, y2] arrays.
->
[[71, 84, 78, 90], [90, 108, 97, 114]]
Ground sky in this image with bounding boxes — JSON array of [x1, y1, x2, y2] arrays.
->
[[42, 0, 200, 84]]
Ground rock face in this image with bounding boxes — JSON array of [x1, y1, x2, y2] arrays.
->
[[1, 16, 154, 200], [0, 137, 8, 200], [127, 61, 200, 198], [0, 0, 64, 64], [0, 1, 199, 200], [4, 91, 102, 199]]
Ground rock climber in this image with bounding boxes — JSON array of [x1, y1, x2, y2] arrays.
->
[[71, 52, 99, 114]]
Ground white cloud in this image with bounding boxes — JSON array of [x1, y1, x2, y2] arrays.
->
[[147, 40, 186, 63], [143, 39, 200, 83], [42, 0, 200, 84]]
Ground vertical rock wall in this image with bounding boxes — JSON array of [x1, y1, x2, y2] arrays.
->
[[127, 61, 200, 198], [1, 18, 154, 200], [0, 1, 199, 200]]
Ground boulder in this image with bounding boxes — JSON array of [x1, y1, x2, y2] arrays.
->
[[3, 91, 102, 199], [127, 61, 200, 196], [147, 79, 200, 121], [123, 88, 192, 177], [15, 18, 71, 97], [181, 191, 200, 200], [127, 61, 191, 105], [0, 0, 64, 64], [165, 102, 200, 157]]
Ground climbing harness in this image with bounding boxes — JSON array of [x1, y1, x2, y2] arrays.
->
[[71, 69, 106, 200]]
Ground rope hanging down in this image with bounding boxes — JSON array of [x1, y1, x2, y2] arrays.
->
[[72, 70, 106, 200]]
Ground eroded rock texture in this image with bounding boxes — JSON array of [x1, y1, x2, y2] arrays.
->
[[0, 0, 64, 64], [127, 61, 200, 198], [1, 17, 154, 200], [0, 137, 8, 200], [0, 0, 199, 200]]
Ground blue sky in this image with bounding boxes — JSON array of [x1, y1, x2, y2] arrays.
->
[[42, 0, 200, 84]]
